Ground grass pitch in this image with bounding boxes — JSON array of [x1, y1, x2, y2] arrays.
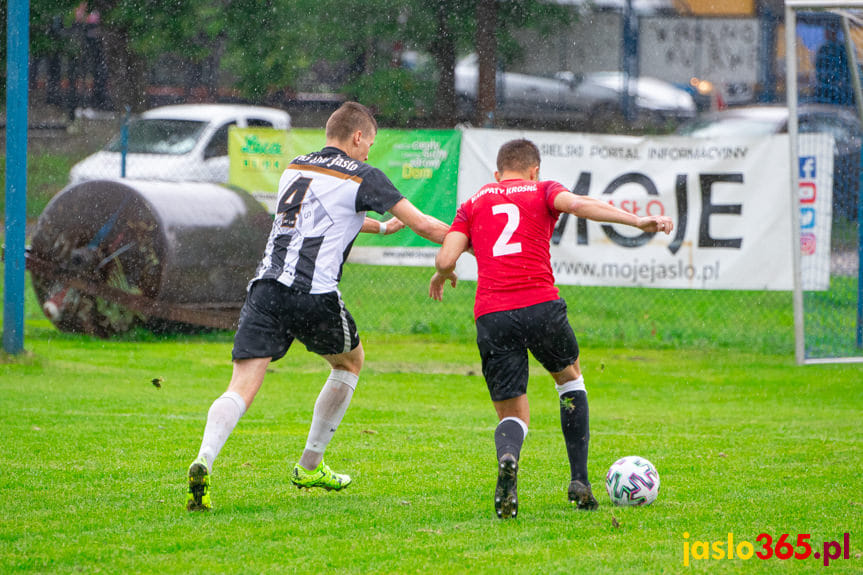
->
[[2, 328, 861, 572], [1, 261, 861, 572]]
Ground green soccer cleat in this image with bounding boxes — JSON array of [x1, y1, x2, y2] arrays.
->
[[291, 460, 352, 491], [568, 479, 599, 510], [186, 457, 211, 511], [494, 453, 519, 519]]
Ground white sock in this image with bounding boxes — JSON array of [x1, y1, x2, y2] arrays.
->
[[197, 391, 246, 468], [556, 375, 586, 396], [299, 370, 358, 469]]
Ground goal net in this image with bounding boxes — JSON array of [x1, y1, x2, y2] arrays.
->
[[786, 1, 863, 364]]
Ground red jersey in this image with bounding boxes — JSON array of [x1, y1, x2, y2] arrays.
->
[[450, 179, 568, 319]]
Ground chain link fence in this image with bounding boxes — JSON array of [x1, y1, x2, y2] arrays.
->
[[7, 4, 861, 361], [339, 263, 795, 355]]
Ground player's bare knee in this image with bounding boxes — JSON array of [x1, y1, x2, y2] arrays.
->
[[346, 344, 365, 372], [551, 363, 581, 386], [325, 344, 364, 374]]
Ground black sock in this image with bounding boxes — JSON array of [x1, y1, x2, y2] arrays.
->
[[494, 418, 525, 462], [560, 390, 589, 483]]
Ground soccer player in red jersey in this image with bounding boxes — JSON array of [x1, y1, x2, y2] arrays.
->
[[430, 138, 673, 518]]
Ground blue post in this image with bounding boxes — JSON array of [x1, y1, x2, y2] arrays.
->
[[858, 174, 862, 349], [3, 0, 30, 355], [120, 106, 130, 178]]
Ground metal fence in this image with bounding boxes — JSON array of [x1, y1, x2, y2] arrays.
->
[[7, 4, 862, 363]]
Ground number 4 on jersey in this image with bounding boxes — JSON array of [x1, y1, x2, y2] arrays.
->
[[278, 176, 311, 228], [492, 203, 522, 256]]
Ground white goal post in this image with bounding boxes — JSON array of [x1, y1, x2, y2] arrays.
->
[[785, 0, 863, 364]]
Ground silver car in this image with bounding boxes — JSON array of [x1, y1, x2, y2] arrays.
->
[[454, 53, 696, 131]]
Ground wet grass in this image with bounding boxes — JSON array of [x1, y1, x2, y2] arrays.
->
[[1, 332, 861, 573], [1, 265, 862, 573], [0, 152, 76, 220]]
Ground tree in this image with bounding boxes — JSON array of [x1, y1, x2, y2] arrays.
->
[[475, 0, 497, 127], [217, 0, 571, 126], [18, 0, 226, 112], [13, 0, 571, 125], [90, 0, 224, 110], [397, 0, 572, 126]]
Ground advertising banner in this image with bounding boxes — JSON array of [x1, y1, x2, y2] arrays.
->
[[230, 127, 831, 288], [229, 128, 327, 213], [228, 127, 291, 212], [456, 129, 830, 290], [230, 127, 461, 266], [349, 129, 461, 267]]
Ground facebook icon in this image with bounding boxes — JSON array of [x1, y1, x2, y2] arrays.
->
[[799, 156, 816, 179]]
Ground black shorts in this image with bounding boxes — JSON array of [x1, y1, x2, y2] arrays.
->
[[232, 279, 360, 362], [475, 298, 579, 402]]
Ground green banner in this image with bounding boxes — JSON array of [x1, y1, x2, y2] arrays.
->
[[359, 129, 460, 248], [230, 127, 460, 252], [228, 128, 329, 211], [228, 127, 290, 199], [284, 128, 327, 160]]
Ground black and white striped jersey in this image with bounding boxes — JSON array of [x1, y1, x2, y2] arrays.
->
[[251, 146, 404, 294]]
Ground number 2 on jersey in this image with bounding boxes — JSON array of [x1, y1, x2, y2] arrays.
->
[[278, 176, 311, 228], [492, 203, 522, 256]]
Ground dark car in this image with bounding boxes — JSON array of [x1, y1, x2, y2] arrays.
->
[[675, 104, 862, 220], [454, 53, 696, 132]]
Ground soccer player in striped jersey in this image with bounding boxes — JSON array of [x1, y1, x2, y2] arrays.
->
[[186, 102, 449, 511], [429, 138, 673, 518]]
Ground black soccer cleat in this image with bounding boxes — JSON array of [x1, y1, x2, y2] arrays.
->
[[494, 453, 519, 519], [568, 479, 599, 510]]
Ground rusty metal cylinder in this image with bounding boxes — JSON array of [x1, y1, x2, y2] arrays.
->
[[29, 179, 272, 336]]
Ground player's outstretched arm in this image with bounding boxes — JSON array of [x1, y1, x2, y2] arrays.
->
[[429, 231, 469, 301], [388, 198, 450, 244], [553, 191, 674, 235], [361, 216, 406, 235]]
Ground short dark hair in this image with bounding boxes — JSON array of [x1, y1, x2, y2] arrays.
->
[[326, 102, 378, 142], [496, 138, 541, 173]]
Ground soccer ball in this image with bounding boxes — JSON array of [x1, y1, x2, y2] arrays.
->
[[605, 456, 660, 506]]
